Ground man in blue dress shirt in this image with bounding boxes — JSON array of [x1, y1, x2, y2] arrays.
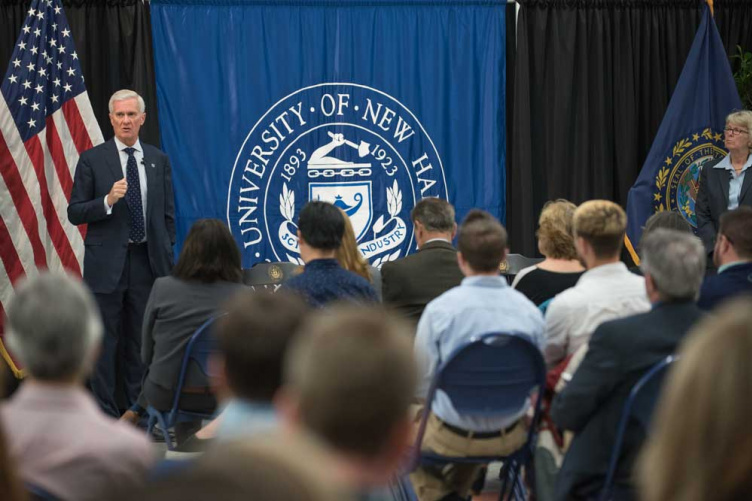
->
[[411, 210, 545, 501], [283, 201, 377, 307]]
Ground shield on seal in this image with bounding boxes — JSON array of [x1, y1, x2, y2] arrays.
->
[[309, 181, 373, 241]]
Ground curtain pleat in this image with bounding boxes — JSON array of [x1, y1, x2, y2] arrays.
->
[[0, 0, 160, 146]]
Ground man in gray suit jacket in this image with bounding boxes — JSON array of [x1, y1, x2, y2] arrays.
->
[[68, 89, 175, 417], [381, 198, 464, 326]]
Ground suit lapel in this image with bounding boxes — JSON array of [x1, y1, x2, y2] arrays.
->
[[716, 167, 730, 207], [105, 139, 123, 182], [142, 145, 156, 221], [739, 168, 752, 205]]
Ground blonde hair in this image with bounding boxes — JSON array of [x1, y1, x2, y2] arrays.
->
[[335, 210, 371, 283], [726, 110, 752, 148], [638, 298, 752, 501], [573, 200, 627, 258], [537, 199, 578, 260]]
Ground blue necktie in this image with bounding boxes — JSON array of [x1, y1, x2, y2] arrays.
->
[[124, 147, 145, 243]]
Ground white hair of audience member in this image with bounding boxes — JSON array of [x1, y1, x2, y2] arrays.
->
[[108, 89, 146, 113], [639, 228, 706, 301], [5, 272, 103, 381]]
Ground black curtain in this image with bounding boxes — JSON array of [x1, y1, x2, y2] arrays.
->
[[509, 0, 707, 255], [0, 0, 160, 146], [716, 1, 752, 66]]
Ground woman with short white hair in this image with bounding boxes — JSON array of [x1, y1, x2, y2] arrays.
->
[[696, 110, 752, 256]]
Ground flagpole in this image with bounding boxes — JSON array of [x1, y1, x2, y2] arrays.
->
[[707, 0, 714, 16]]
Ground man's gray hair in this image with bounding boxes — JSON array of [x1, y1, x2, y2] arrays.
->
[[108, 89, 145, 113], [410, 197, 455, 233], [5, 273, 103, 381], [640, 229, 706, 301]]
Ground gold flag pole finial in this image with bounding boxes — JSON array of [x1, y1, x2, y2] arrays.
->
[[707, 0, 714, 16]]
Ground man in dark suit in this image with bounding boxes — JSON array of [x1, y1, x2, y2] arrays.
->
[[551, 229, 706, 501], [698, 206, 752, 310], [381, 198, 464, 326], [68, 89, 175, 417]]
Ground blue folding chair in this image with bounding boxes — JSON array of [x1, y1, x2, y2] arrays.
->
[[146, 314, 225, 450], [598, 355, 678, 501], [411, 333, 546, 501]]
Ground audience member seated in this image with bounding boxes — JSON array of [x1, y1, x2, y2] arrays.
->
[[698, 206, 752, 310], [628, 211, 693, 275], [2, 273, 154, 500], [411, 210, 545, 501], [336, 210, 382, 300], [283, 201, 377, 307], [381, 198, 464, 325], [512, 199, 584, 305], [275, 305, 417, 498], [638, 298, 752, 501], [551, 229, 706, 501], [0, 374, 24, 501], [122, 436, 343, 501], [212, 290, 309, 441], [123, 219, 243, 439], [544, 200, 650, 367]]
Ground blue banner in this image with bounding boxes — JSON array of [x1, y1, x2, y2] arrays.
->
[[151, 0, 506, 267], [625, 6, 741, 264]]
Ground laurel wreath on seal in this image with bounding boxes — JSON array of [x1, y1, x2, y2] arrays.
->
[[370, 180, 404, 268], [654, 135, 697, 212], [652, 128, 723, 215], [280, 182, 295, 223], [280, 183, 305, 266]]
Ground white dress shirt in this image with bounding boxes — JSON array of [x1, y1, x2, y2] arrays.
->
[[544, 262, 650, 367], [103, 137, 148, 237]]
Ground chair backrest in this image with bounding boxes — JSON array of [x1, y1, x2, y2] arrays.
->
[[499, 254, 544, 277], [242, 262, 300, 291], [433, 333, 546, 418], [171, 314, 225, 410], [25, 483, 59, 501], [599, 355, 678, 501]]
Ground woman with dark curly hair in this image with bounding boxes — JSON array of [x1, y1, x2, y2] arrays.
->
[[512, 200, 585, 305]]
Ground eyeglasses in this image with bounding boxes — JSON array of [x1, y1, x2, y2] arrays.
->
[[724, 127, 749, 136]]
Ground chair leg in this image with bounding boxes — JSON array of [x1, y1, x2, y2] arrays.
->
[[146, 414, 156, 435], [154, 412, 174, 451], [498, 460, 524, 501], [498, 461, 510, 500]]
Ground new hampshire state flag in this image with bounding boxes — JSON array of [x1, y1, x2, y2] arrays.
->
[[625, 5, 741, 264]]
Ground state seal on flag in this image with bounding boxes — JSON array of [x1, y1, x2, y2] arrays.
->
[[652, 128, 726, 227], [227, 83, 448, 268]]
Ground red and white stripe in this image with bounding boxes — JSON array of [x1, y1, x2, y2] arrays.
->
[[0, 92, 102, 376]]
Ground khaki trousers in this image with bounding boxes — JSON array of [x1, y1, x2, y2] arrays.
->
[[410, 413, 527, 501]]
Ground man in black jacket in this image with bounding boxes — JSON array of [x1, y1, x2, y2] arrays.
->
[[551, 229, 706, 501]]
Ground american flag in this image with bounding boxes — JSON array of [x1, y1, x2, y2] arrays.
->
[[0, 0, 103, 376]]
